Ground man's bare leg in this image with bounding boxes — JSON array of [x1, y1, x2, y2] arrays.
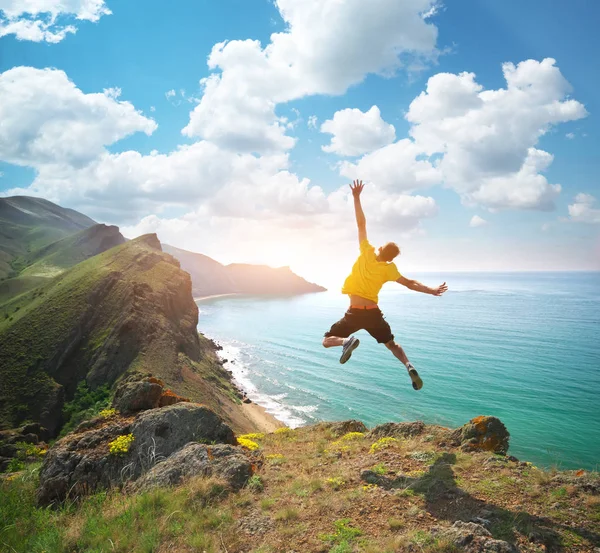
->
[[322, 336, 345, 348], [385, 340, 423, 390], [323, 335, 360, 364]]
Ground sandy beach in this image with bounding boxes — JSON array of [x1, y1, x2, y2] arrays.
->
[[241, 401, 285, 433]]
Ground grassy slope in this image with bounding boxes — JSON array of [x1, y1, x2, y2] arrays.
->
[[0, 196, 96, 280], [0, 224, 125, 306], [0, 233, 252, 435], [1, 424, 598, 553]]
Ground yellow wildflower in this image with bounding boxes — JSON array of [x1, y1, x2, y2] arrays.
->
[[370, 437, 399, 454], [237, 437, 260, 451], [108, 434, 134, 456]]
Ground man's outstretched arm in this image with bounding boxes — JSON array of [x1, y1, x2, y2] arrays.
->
[[350, 179, 367, 243], [397, 276, 448, 296]]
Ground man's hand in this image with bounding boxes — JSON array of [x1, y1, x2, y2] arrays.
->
[[350, 179, 365, 198], [432, 282, 448, 296]]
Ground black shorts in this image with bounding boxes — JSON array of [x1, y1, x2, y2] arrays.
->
[[324, 307, 394, 344]]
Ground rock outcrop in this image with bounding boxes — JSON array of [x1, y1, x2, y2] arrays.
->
[[112, 381, 163, 414], [367, 420, 426, 439], [434, 521, 518, 552], [316, 420, 368, 437], [450, 416, 510, 454], [132, 443, 253, 492], [37, 403, 241, 506]]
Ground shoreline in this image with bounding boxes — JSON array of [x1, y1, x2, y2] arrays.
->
[[206, 335, 288, 431], [241, 401, 285, 433], [194, 293, 241, 302]]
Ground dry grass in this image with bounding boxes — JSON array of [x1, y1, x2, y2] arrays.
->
[[2, 424, 599, 553]]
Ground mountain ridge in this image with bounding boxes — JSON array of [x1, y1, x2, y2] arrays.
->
[[0, 233, 257, 436], [163, 243, 326, 297]]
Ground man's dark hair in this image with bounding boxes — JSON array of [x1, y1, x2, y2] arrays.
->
[[380, 242, 400, 262]]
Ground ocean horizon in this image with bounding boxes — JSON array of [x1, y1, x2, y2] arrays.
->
[[196, 271, 600, 471]]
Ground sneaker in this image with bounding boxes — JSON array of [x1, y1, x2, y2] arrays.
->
[[407, 365, 423, 390], [339, 336, 360, 364]]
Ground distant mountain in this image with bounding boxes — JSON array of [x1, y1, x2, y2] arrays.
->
[[162, 244, 237, 297], [0, 235, 251, 436], [163, 244, 326, 297], [0, 196, 96, 279]]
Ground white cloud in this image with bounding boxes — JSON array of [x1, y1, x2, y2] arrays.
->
[[120, 185, 438, 285], [568, 193, 600, 223], [0, 0, 110, 42], [339, 139, 441, 192], [407, 58, 587, 210], [342, 58, 586, 211], [469, 215, 487, 227], [566, 132, 575, 140], [0, 67, 156, 168], [182, 0, 439, 153], [321, 106, 396, 156], [307, 115, 318, 130]]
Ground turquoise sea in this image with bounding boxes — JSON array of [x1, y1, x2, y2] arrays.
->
[[196, 272, 600, 471]]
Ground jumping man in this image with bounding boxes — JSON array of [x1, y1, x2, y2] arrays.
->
[[322, 180, 448, 390]]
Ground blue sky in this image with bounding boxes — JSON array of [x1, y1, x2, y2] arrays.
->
[[1, 0, 599, 282]]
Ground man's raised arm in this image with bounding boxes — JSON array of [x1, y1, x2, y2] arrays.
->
[[350, 179, 367, 243], [397, 275, 448, 296]]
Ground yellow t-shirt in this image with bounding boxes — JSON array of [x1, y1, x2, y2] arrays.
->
[[341, 239, 402, 304]]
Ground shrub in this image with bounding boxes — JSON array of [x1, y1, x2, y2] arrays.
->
[[371, 463, 387, 475], [319, 518, 362, 543], [274, 427, 294, 436], [337, 432, 365, 442], [15, 442, 47, 459], [6, 458, 26, 473], [237, 437, 260, 451], [246, 475, 264, 493], [370, 437, 399, 454], [266, 453, 286, 465], [99, 408, 117, 418], [325, 477, 345, 490], [108, 434, 134, 456], [238, 433, 265, 440], [60, 382, 111, 436]]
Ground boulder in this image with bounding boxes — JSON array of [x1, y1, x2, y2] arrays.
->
[[0, 457, 11, 473], [132, 443, 253, 492], [450, 416, 510, 455], [367, 421, 426, 439], [37, 419, 132, 506], [435, 521, 518, 552], [0, 444, 18, 458], [37, 403, 236, 505], [112, 381, 163, 414], [129, 403, 236, 468], [6, 433, 39, 445], [20, 422, 50, 442], [317, 420, 368, 437], [158, 389, 190, 407]]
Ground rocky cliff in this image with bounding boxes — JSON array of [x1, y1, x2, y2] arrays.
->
[[0, 234, 254, 437]]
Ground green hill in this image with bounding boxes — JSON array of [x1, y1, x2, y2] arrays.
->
[[0, 223, 125, 305], [0, 196, 96, 280], [0, 234, 248, 436]]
